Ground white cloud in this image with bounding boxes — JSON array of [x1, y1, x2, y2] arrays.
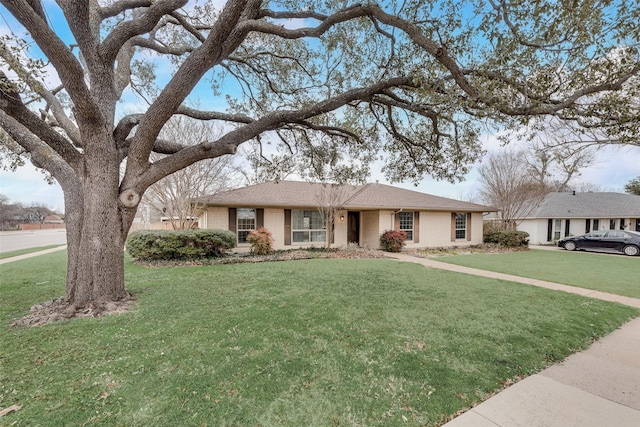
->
[[0, 164, 64, 211]]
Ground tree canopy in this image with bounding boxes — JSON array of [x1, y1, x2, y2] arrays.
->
[[2, 1, 638, 186], [0, 0, 638, 311], [625, 177, 640, 195]]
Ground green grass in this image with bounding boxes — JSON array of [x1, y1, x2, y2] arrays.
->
[[1, 252, 637, 426], [0, 245, 65, 260], [433, 249, 640, 299]]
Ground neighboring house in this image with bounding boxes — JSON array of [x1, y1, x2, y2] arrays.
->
[[517, 192, 640, 244], [198, 181, 495, 251], [44, 215, 64, 224], [130, 205, 199, 231]]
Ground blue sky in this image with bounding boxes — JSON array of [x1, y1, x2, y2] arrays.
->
[[1, 1, 638, 211]]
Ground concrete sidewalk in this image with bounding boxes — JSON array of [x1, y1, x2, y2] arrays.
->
[[444, 316, 640, 427], [388, 253, 640, 427], [0, 245, 67, 265]]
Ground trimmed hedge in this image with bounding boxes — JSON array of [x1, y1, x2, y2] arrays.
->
[[126, 229, 236, 261], [483, 229, 530, 247]]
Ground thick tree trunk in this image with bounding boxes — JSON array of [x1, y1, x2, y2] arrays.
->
[[66, 204, 127, 308], [64, 147, 129, 310]]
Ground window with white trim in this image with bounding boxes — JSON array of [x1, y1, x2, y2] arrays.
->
[[292, 210, 326, 243], [455, 213, 466, 239], [553, 219, 562, 240], [237, 208, 255, 243], [399, 211, 414, 241]]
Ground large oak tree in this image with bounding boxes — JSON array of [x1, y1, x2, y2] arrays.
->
[[0, 0, 638, 314]]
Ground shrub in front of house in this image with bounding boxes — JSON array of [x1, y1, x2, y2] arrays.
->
[[247, 227, 274, 255], [379, 230, 407, 252], [126, 229, 236, 261], [483, 229, 530, 247]]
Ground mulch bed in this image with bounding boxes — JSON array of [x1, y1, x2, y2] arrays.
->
[[134, 247, 392, 267]]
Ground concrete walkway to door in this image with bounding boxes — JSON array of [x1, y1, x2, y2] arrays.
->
[[389, 252, 640, 309], [387, 252, 640, 427]]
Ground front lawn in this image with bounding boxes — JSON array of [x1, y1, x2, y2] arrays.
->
[[432, 249, 640, 299], [1, 252, 637, 426]]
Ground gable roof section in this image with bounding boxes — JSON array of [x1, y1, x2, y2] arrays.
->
[[200, 181, 494, 212], [525, 192, 640, 218]]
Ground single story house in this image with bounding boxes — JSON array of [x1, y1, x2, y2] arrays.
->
[[44, 215, 64, 224], [198, 180, 495, 251], [516, 191, 640, 244]]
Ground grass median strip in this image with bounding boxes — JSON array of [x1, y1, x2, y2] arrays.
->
[[1, 252, 637, 426], [431, 249, 640, 299]]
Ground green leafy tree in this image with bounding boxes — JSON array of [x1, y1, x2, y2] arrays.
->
[[0, 0, 638, 315], [624, 177, 640, 195]]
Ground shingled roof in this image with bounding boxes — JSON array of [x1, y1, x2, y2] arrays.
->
[[200, 181, 494, 212], [526, 192, 640, 218]]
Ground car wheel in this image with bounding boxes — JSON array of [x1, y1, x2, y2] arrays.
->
[[564, 241, 577, 251], [623, 245, 639, 256]]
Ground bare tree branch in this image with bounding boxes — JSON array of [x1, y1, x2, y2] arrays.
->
[[0, 72, 81, 167], [100, 0, 189, 64], [98, 0, 153, 19], [0, 44, 81, 146]]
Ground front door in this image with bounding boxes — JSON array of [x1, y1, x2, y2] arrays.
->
[[348, 211, 360, 245], [636, 219, 640, 232]]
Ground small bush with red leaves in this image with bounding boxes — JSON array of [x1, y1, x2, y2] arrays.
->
[[247, 227, 275, 255], [379, 230, 407, 252]]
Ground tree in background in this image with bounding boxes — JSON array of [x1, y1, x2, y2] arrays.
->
[[625, 177, 640, 196], [235, 143, 296, 186], [478, 150, 551, 230], [525, 141, 595, 192], [315, 184, 348, 249], [480, 137, 599, 229], [140, 117, 238, 230], [0, 195, 58, 230], [0, 1, 638, 314]]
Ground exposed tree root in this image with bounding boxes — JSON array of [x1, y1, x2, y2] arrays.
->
[[10, 294, 135, 327]]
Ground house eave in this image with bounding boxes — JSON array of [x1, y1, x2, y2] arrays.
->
[[204, 201, 495, 213]]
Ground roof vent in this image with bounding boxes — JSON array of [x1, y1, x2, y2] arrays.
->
[[572, 190, 576, 195]]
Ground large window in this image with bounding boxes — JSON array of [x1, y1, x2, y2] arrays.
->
[[553, 219, 562, 240], [399, 211, 414, 241], [455, 213, 466, 239], [292, 210, 326, 243], [593, 219, 600, 231], [237, 208, 255, 243], [609, 219, 616, 230]]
